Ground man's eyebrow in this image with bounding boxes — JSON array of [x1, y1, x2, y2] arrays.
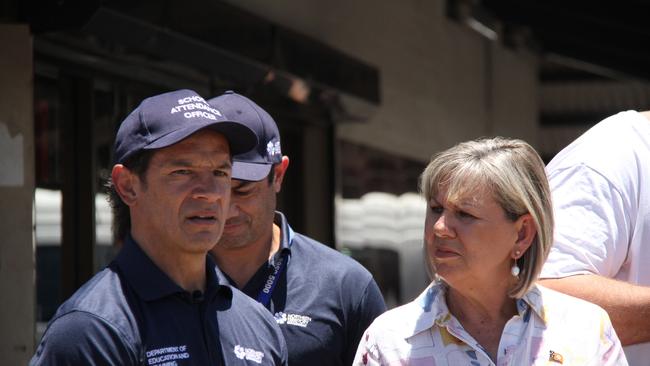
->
[[218, 160, 233, 170], [166, 159, 192, 167], [163, 159, 232, 169]]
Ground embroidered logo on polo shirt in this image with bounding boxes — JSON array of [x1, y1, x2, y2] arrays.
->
[[273, 311, 312, 327], [145, 345, 190, 365], [234, 345, 264, 364]]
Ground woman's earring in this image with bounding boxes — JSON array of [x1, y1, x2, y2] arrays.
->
[[511, 250, 521, 277], [511, 263, 521, 277]]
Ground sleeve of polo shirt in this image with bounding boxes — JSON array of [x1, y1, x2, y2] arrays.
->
[[29, 311, 138, 366], [344, 277, 386, 366], [540, 164, 631, 279]]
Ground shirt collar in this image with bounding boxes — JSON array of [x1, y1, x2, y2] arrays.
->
[[271, 211, 293, 266], [410, 281, 451, 336], [517, 284, 546, 324], [115, 235, 230, 301], [381, 282, 447, 339], [404, 282, 548, 339], [211, 259, 234, 299]]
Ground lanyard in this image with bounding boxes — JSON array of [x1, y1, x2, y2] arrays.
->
[[255, 222, 294, 307], [256, 251, 288, 307]]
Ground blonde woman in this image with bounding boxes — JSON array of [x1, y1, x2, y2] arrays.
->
[[353, 137, 627, 366]]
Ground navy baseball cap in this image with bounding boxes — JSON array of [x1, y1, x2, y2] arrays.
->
[[113, 89, 258, 164], [207, 91, 282, 181]]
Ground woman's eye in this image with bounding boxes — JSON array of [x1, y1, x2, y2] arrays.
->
[[430, 206, 443, 214], [458, 210, 475, 219]]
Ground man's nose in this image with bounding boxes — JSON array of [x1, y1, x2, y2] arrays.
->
[[191, 173, 226, 202]]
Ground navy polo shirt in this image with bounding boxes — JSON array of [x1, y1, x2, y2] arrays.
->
[[30, 235, 288, 366], [218, 212, 387, 366]]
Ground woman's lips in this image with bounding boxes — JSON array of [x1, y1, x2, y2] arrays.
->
[[433, 247, 460, 259]]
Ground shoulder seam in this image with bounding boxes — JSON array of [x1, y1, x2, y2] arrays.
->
[[51, 309, 139, 352]]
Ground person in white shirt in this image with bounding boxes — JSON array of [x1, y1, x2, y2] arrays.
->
[[354, 137, 627, 366], [539, 110, 650, 365]]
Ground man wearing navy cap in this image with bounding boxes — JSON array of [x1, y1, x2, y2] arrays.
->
[[30, 89, 288, 365], [208, 91, 386, 366]]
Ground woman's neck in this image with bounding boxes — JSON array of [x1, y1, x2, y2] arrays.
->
[[445, 285, 518, 362]]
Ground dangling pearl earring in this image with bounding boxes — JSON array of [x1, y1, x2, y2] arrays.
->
[[511, 250, 521, 277], [511, 263, 521, 277]]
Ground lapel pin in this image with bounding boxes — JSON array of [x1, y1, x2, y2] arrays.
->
[[549, 350, 564, 364]]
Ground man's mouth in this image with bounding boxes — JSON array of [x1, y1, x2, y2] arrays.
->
[[225, 216, 247, 227], [187, 215, 217, 224]]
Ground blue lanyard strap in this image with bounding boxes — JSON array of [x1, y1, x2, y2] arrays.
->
[[256, 251, 288, 307], [255, 222, 294, 307]]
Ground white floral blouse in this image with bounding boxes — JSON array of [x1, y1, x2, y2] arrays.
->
[[353, 282, 627, 366]]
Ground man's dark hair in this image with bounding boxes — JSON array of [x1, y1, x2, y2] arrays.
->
[[105, 150, 154, 242], [267, 164, 277, 184]]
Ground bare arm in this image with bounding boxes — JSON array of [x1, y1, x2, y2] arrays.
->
[[539, 275, 650, 346]]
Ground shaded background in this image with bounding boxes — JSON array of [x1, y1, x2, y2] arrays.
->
[[3, 0, 650, 363]]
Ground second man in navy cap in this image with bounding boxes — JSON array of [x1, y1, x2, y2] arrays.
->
[[208, 91, 386, 366]]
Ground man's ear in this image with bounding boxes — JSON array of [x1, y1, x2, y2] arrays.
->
[[272, 156, 290, 193], [111, 164, 140, 207], [513, 213, 535, 258]]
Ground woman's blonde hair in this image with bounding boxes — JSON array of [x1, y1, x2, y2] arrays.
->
[[419, 137, 553, 298]]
